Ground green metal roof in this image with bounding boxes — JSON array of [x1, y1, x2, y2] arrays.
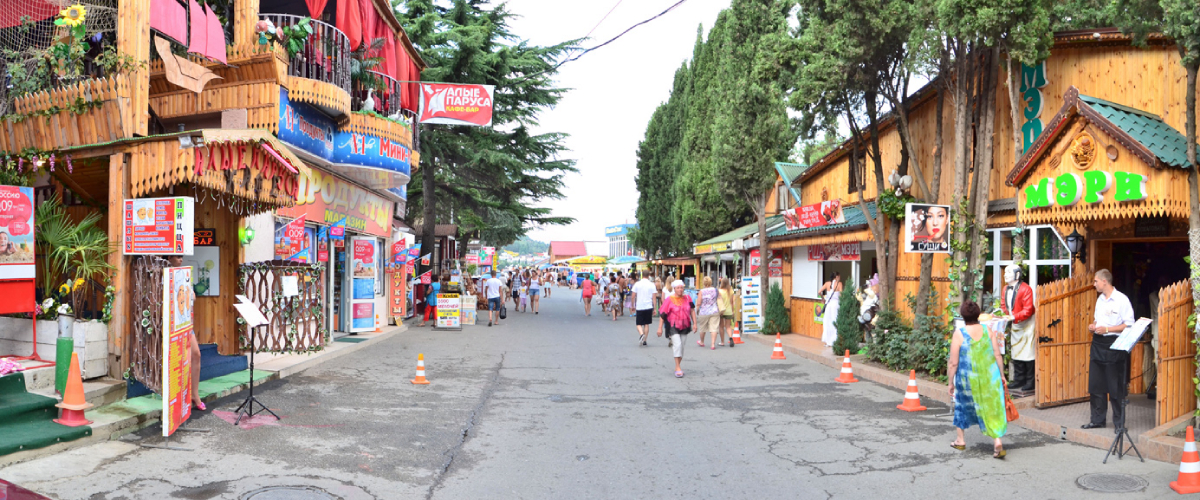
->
[[775, 162, 809, 184], [695, 214, 784, 247], [768, 202, 876, 239], [1080, 94, 1196, 169]]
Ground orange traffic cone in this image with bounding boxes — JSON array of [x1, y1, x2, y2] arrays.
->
[[375, 313, 383, 333], [731, 327, 744, 344], [896, 370, 927, 411], [834, 350, 859, 383], [53, 352, 93, 427], [770, 333, 786, 360], [1171, 426, 1200, 494], [411, 353, 430, 385]]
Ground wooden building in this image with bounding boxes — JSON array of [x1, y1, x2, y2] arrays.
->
[[768, 29, 1200, 427], [0, 0, 425, 385]]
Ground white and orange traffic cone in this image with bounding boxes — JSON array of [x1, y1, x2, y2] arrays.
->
[[834, 350, 859, 383], [1171, 426, 1200, 494], [731, 327, 744, 344], [411, 353, 430, 385], [53, 352, 93, 427], [896, 370, 926, 411], [770, 333, 786, 360], [375, 313, 383, 333]]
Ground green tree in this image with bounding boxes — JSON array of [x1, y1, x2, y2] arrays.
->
[[762, 282, 791, 335], [633, 63, 689, 258], [832, 285, 861, 356], [396, 0, 578, 272]]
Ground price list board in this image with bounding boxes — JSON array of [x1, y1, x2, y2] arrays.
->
[[123, 197, 195, 255]]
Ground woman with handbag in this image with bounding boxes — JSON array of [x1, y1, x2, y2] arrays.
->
[[657, 280, 696, 378], [947, 300, 1008, 459], [818, 273, 842, 347], [718, 278, 735, 348]]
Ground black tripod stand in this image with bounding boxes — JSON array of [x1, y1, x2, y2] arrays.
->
[[1103, 354, 1143, 464], [233, 324, 279, 425]]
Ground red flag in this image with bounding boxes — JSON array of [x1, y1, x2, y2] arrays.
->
[[419, 271, 431, 285]]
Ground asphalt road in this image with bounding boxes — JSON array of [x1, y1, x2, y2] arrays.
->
[[0, 286, 1183, 499]]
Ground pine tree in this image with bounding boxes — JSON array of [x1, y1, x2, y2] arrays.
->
[[762, 282, 791, 335], [832, 285, 861, 356]]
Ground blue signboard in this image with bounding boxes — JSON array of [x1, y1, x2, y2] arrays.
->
[[278, 89, 412, 180]]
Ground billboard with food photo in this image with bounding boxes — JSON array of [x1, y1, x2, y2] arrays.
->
[[904, 203, 951, 253], [783, 200, 845, 231]]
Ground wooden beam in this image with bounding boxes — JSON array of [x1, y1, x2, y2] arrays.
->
[[106, 152, 130, 379], [117, 0, 151, 137], [49, 170, 101, 208]]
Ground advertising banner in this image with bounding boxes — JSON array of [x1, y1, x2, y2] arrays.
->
[[277, 90, 412, 177], [161, 266, 194, 436], [808, 242, 862, 261], [392, 241, 406, 265], [420, 253, 431, 266], [419, 84, 496, 127], [316, 226, 329, 262], [460, 295, 476, 326], [0, 186, 35, 280], [123, 197, 195, 255], [481, 247, 495, 266], [740, 276, 762, 335], [904, 203, 951, 254], [274, 215, 307, 261], [350, 236, 377, 332], [390, 263, 407, 320], [466, 255, 479, 265], [435, 293, 461, 329], [278, 168, 395, 238], [419, 271, 431, 284], [783, 200, 845, 231]]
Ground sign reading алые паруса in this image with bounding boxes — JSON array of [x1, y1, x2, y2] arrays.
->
[[1023, 170, 1148, 209]]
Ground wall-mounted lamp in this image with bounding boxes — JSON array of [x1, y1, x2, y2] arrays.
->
[[1064, 228, 1086, 264], [239, 226, 256, 245]]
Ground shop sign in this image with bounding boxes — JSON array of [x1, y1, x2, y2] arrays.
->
[[460, 295, 476, 326], [278, 90, 412, 176], [123, 197, 195, 255], [466, 255, 479, 265], [1135, 216, 1171, 237], [275, 215, 307, 261], [436, 293, 462, 328], [904, 203, 951, 254], [740, 276, 761, 334], [1023, 170, 1148, 209], [419, 84, 495, 127], [0, 185, 35, 280], [390, 263, 406, 319], [279, 168, 394, 237], [162, 266, 194, 436], [570, 255, 607, 264], [193, 228, 215, 246], [808, 242, 861, 261], [695, 241, 731, 254], [316, 226, 329, 262], [1020, 61, 1049, 152], [783, 200, 845, 231], [481, 247, 495, 265]]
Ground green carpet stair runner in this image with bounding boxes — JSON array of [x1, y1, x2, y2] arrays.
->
[[0, 371, 91, 456]]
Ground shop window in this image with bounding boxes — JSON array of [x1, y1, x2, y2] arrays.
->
[[999, 230, 1015, 261], [1036, 227, 1070, 260], [1037, 264, 1071, 288], [776, 184, 789, 212], [984, 232, 995, 261]]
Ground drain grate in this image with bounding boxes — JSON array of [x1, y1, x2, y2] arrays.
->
[[241, 486, 340, 500], [1076, 473, 1148, 493]]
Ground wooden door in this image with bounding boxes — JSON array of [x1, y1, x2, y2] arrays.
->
[[1035, 271, 1097, 408], [1156, 280, 1196, 425]]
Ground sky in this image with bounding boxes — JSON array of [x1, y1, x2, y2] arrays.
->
[[501, 0, 733, 244]]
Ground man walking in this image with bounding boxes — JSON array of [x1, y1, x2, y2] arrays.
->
[[631, 271, 658, 346], [1082, 269, 1135, 432], [484, 270, 505, 327]]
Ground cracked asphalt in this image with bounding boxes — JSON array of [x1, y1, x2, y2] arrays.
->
[[0, 287, 1183, 499]]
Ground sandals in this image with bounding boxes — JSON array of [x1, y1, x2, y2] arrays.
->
[[950, 442, 965, 451], [675, 370, 684, 378], [193, 401, 206, 411], [993, 446, 1006, 459], [697, 340, 704, 347]]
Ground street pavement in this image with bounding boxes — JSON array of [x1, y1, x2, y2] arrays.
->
[[0, 287, 1183, 499]]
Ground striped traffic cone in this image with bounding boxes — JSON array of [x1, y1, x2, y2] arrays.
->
[[731, 327, 744, 344], [896, 370, 926, 411], [770, 333, 786, 360], [1171, 426, 1200, 494], [834, 350, 859, 383], [53, 353, 93, 427], [411, 353, 430, 385]]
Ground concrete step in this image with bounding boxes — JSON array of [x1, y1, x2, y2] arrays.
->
[[29, 377, 126, 409]]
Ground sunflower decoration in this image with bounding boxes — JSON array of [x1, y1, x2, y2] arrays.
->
[[57, 5, 87, 27]]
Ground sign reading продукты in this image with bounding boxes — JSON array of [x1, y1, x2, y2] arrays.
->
[[124, 197, 195, 255]]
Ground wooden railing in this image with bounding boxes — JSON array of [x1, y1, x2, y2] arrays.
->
[[1034, 271, 1097, 408], [0, 74, 132, 152], [259, 14, 351, 92], [1156, 280, 1196, 426]]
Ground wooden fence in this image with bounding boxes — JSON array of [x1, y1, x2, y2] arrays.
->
[[0, 75, 132, 152], [1156, 280, 1197, 426], [127, 256, 167, 393], [1035, 271, 1097, 408], [238, 261, 327, 353]]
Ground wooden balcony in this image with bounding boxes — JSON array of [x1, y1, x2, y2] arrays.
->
[[0, 74, 135, 152], [260, 13, 353, 115]]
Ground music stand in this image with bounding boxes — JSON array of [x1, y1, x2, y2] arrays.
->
[[1103, 317, 1151, 464], [232, 298, 279, 425]]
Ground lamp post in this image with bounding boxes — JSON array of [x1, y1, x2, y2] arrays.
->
[[1065, 229, 1086, 264]]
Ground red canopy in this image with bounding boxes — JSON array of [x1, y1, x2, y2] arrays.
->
[[305, 0, 329, 18], [336, 0, 362, 50]]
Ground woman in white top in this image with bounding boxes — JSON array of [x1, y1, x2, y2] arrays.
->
[[529, 270, 542, 314], [819, 273, 843, 348]]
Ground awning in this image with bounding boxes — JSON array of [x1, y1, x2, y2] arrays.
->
[[694, 215, 784, 254], [654, 256, 700, 266]]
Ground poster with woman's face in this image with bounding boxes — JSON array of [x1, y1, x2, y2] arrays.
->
[[904, 203, 951, 253]]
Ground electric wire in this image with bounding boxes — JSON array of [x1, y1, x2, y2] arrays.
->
[[584, 0, 626, 39]]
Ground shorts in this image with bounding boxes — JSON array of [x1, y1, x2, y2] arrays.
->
[[636, 308, 654, 326], [488, 297, 501, 311], [424, 305, 437, 321], [512, 290, 519, 299], [530, 289, 540, 297], [696, 314, 720, 333]]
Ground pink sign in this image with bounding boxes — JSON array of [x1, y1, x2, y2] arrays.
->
[[352, 302, 373, 319], [808, 242, 861, 261], [354, 240, 375, 262], [783, 200, 846, 231]]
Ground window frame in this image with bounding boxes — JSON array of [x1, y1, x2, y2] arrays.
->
[[982, 225, 1073, 306]]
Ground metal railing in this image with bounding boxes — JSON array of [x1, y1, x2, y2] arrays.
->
[[352, 70, 401, 115], [259, 13, 351, 91]]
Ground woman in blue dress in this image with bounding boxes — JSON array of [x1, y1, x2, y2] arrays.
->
[[947, 300, 1008, 459]]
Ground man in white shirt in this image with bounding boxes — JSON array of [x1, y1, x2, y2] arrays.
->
[[483, 270, 505, 327], [1083, 269, 1136, 431], [631, 271, 659, 346]]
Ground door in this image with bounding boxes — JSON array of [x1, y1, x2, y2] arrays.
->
[[1156, 280, 1196, 425], [1035, 271, 1096, 408], [349, 236, 377, 333]]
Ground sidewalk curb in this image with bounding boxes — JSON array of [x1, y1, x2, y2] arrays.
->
[[0, 325, 407, 468], [746, 333, 1184, 463]]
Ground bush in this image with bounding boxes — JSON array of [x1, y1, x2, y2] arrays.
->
[[865, 291, 952, 379], [832, 285, 860, 356], [867, 295, 911, 370], [762, 282, 791, 335]]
